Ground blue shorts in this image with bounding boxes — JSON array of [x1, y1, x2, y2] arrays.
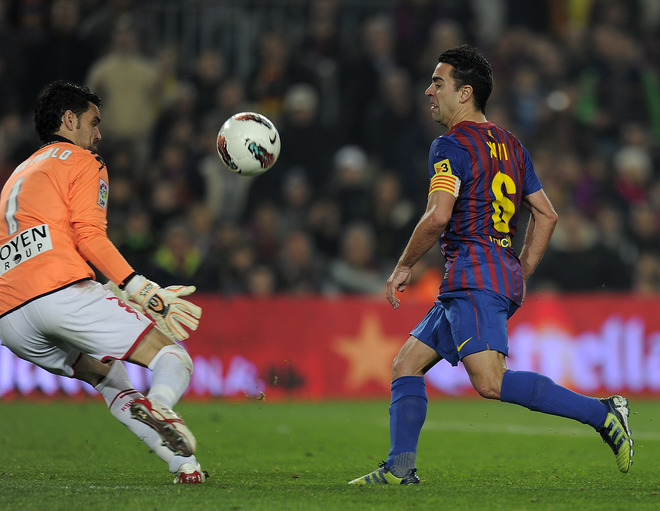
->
[[410, 289, 519, 366]]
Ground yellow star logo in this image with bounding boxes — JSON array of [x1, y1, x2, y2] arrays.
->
[[333, 314, 402, 391]]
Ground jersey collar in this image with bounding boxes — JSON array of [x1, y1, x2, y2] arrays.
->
[[39, 134, 75, 149]]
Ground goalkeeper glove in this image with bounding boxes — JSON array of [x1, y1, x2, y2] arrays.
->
[[124, 275, 202, 341]]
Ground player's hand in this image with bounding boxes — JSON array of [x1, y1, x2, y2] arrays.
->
[[125, 275, 202, 340], [385, 267, 412, 310]]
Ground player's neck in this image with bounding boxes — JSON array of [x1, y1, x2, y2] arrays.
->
[[447, 110, 487, 130]]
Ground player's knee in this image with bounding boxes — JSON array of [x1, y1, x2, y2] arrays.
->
[[178, 346, 194, 375], [391, 362, 399, 380], [150, 343, 194, 375], [391, 351, 407, 379], [392, 353, 422, 379], [473, 382, 501, 400], [470, 372, 503, 400]]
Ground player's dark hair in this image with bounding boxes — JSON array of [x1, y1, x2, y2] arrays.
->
[[34, 80, 101, 142], [438, 45, 493, 114]]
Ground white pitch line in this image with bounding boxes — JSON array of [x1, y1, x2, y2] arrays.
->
[[422, 420, 660, 441]]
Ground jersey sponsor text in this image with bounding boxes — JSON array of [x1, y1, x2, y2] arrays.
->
[[0, 224, 53, 275]]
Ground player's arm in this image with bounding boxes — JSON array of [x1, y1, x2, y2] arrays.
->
[[386, 189, 455, 309], [518, 188, 558, 292], [69, 158, 134, 286]]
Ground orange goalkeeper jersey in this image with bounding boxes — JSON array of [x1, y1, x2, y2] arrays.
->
[[0, 138, 134, 316]]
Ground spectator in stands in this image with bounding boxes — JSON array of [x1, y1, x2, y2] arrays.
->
[[329, 145, 372, 227], [86, 17, 173, 171], [247, 200, 285, 264], [275, 83, 338, 195], [631, 253, 660, 294], [612, 144, 653, 211], [339, 14, 402, 144], [188, 48, 226, 118], [324, 221, 388, 296], [592, 201, 637, 271], [220, 240, 259, 296], [627, 202, 660, 256], [574, 25, 660, 154], [246, 265, 278, 298], [208, 77, 254, 130], [24, 0, 94, 104], [150, 82, 197, 161], [247, 29, 302, 122], [362, 66, 427, 195], [276, 229, 327, 295], [116, 206, 156, 276], [279, 167, 315, 233], [146, 221, 204, 288], [306, 196, 343, 260], [531, 206, 630, 291], [292, 0, 344, 126], [79, 0, 150, 58], [366, 171, 417, 266]]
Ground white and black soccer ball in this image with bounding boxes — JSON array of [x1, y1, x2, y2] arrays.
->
[[216, 112, 281, 176]]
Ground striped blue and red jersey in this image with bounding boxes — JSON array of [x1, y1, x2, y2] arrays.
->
[[427, 120, 542, 305]]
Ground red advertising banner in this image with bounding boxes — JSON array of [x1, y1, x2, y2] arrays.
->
[[2, 293, 660, 400]]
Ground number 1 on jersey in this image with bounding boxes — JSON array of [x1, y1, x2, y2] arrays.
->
[[4, 177, 24, 235]]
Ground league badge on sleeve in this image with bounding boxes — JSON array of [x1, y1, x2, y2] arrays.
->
[[98, 178, 108, 209]]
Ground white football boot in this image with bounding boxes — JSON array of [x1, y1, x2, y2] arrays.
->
[[130, 397, 197, 456]]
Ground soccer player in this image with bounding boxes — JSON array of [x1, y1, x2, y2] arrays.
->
[[0, 80, 206, 484], [349, 45, 633, 485]]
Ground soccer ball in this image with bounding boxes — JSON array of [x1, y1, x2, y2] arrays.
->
[[216, 112, 281, 176]]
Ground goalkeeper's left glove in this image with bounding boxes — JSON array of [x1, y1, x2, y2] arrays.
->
[[124, 275, 202, 341]]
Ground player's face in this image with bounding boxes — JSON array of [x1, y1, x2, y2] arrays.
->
[[70, 103, 102, 151], [425, 62, 460, 127]]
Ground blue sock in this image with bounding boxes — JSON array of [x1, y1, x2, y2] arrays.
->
[[386, 376, 428, 473], [500, 370, 607, 429]]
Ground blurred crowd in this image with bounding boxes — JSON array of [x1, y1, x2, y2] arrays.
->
[[0, 0, 659, 298]]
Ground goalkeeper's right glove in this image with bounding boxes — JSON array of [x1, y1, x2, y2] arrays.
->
[[124, 275, 202, 341]]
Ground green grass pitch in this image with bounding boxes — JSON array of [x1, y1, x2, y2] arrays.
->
[[0, 398, 658, 510]]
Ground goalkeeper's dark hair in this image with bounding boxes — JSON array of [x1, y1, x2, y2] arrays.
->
[[438, 44, 493, 114], [34, 80, 101, 142]]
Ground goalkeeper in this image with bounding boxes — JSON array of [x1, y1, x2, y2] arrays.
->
[[0, 81, 205, 484]]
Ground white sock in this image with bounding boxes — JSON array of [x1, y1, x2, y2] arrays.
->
[[147, 344, 193, 409], [95, 360, 198, 472]]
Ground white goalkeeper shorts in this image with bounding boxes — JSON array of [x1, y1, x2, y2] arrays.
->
[[0, 280, 154, 378]]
